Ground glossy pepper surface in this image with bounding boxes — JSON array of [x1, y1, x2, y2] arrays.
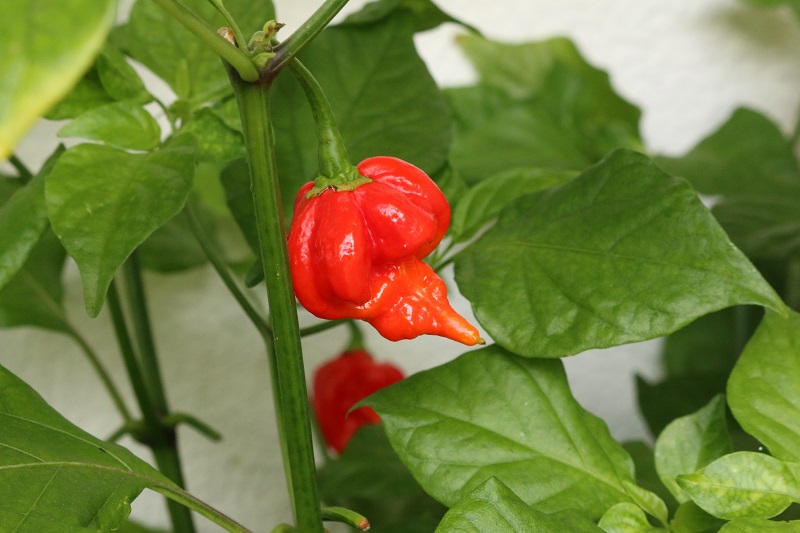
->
[[288, 156, 482, 345], [312, 349, 404, 453]]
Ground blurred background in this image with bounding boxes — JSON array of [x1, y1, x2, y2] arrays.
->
[[2, 0, 800, 530]]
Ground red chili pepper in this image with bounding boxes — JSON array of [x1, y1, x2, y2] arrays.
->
[[288, 156, 482, 345], [312, 349, 404, 453]]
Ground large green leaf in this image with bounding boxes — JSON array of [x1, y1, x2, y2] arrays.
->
[[114, 0, 273, 105], [435, 477, 603, 533], [0, 0, 116, 160], [728, 309, 800, 463], [677, 452, 800, 520], [271, 14, 451, 215], [57, 102, 161, 151], [447, 36, 641, 184], [654, 396, 733, 503], [0, 230, 69, 333], [657, 109, 800, 262], [0, 363, 252, 533], [366, 345, 663, 520], [46, 137, 196, 316], [454, 150, 784, 358]]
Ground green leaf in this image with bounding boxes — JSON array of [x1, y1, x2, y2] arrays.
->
[[0, 230, 69, 333], [138, 206, 211, 273], [657, 109, 800, 262], [0, 363, 253, 533], [445, 85, 590, 185], [58, 102, 161, 151], [718, 517, 800, 532], [0, 362, 165, 531], [662, 308, 742, 378], [0, 0, 116, 159], [678, 452, 800, 520], [654, 395, 733, 503], [435, 477, 603, 532], [598, 502, 666, 533], [670, 501, 726, 533], [0, 170, 47, 291], [622, 441, 675, 516], [728, 309, 800, 463], [449, 167, 576, 243], [636, 374, 728, 439], [454, 149, 784, 358], [271, 14, 451, 215], [447, 36, 641, 184], [365, 345, 660, 519], [114, 0, 273, 105], [95, 45, 151, 104], [46, 44, 151, 121], [46, 137, 196, 316], [45, 70, 114, 121], [180, 108, 245, 164], [317, 425, 446, 531], [431, 163, 469, 208], [342, 0, 478, 33]]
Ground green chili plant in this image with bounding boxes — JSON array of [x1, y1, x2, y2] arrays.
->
[[1, 0, 799, 531]]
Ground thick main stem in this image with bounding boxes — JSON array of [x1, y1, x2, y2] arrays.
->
[[229, 71, 323, 532]]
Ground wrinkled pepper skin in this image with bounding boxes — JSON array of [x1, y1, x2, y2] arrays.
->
[[288, 156, 482, 345], [312, 349, 404, 453]]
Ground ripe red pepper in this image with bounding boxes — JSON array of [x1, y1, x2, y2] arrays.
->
[[312, 349, 404, 453], [288, 156, 482, 345]]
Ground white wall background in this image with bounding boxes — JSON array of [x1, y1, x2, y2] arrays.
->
[[3, 0, 800, 530]]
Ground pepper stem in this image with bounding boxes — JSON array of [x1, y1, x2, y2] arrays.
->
[[287, 59, 370, 197]]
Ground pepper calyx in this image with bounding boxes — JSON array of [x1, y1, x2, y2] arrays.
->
[[305, 166, 372, 198]]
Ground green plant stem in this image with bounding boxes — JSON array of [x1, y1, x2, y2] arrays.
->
[[107, 280, 161, 430], [267, 0, 352, 80], [287, 60, 352, 179], [150, 0, 259, 82], [116, 257, 197, 533], [122, 253, 170, 413], [204, 0, 248, 54], [345, 321, 364, 351], [9, 154, 32, 183], [183, 201, 272, 340], [228, 70, 323, 532], [67, 329, 133, 423], [299, 319, 346, 337]]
